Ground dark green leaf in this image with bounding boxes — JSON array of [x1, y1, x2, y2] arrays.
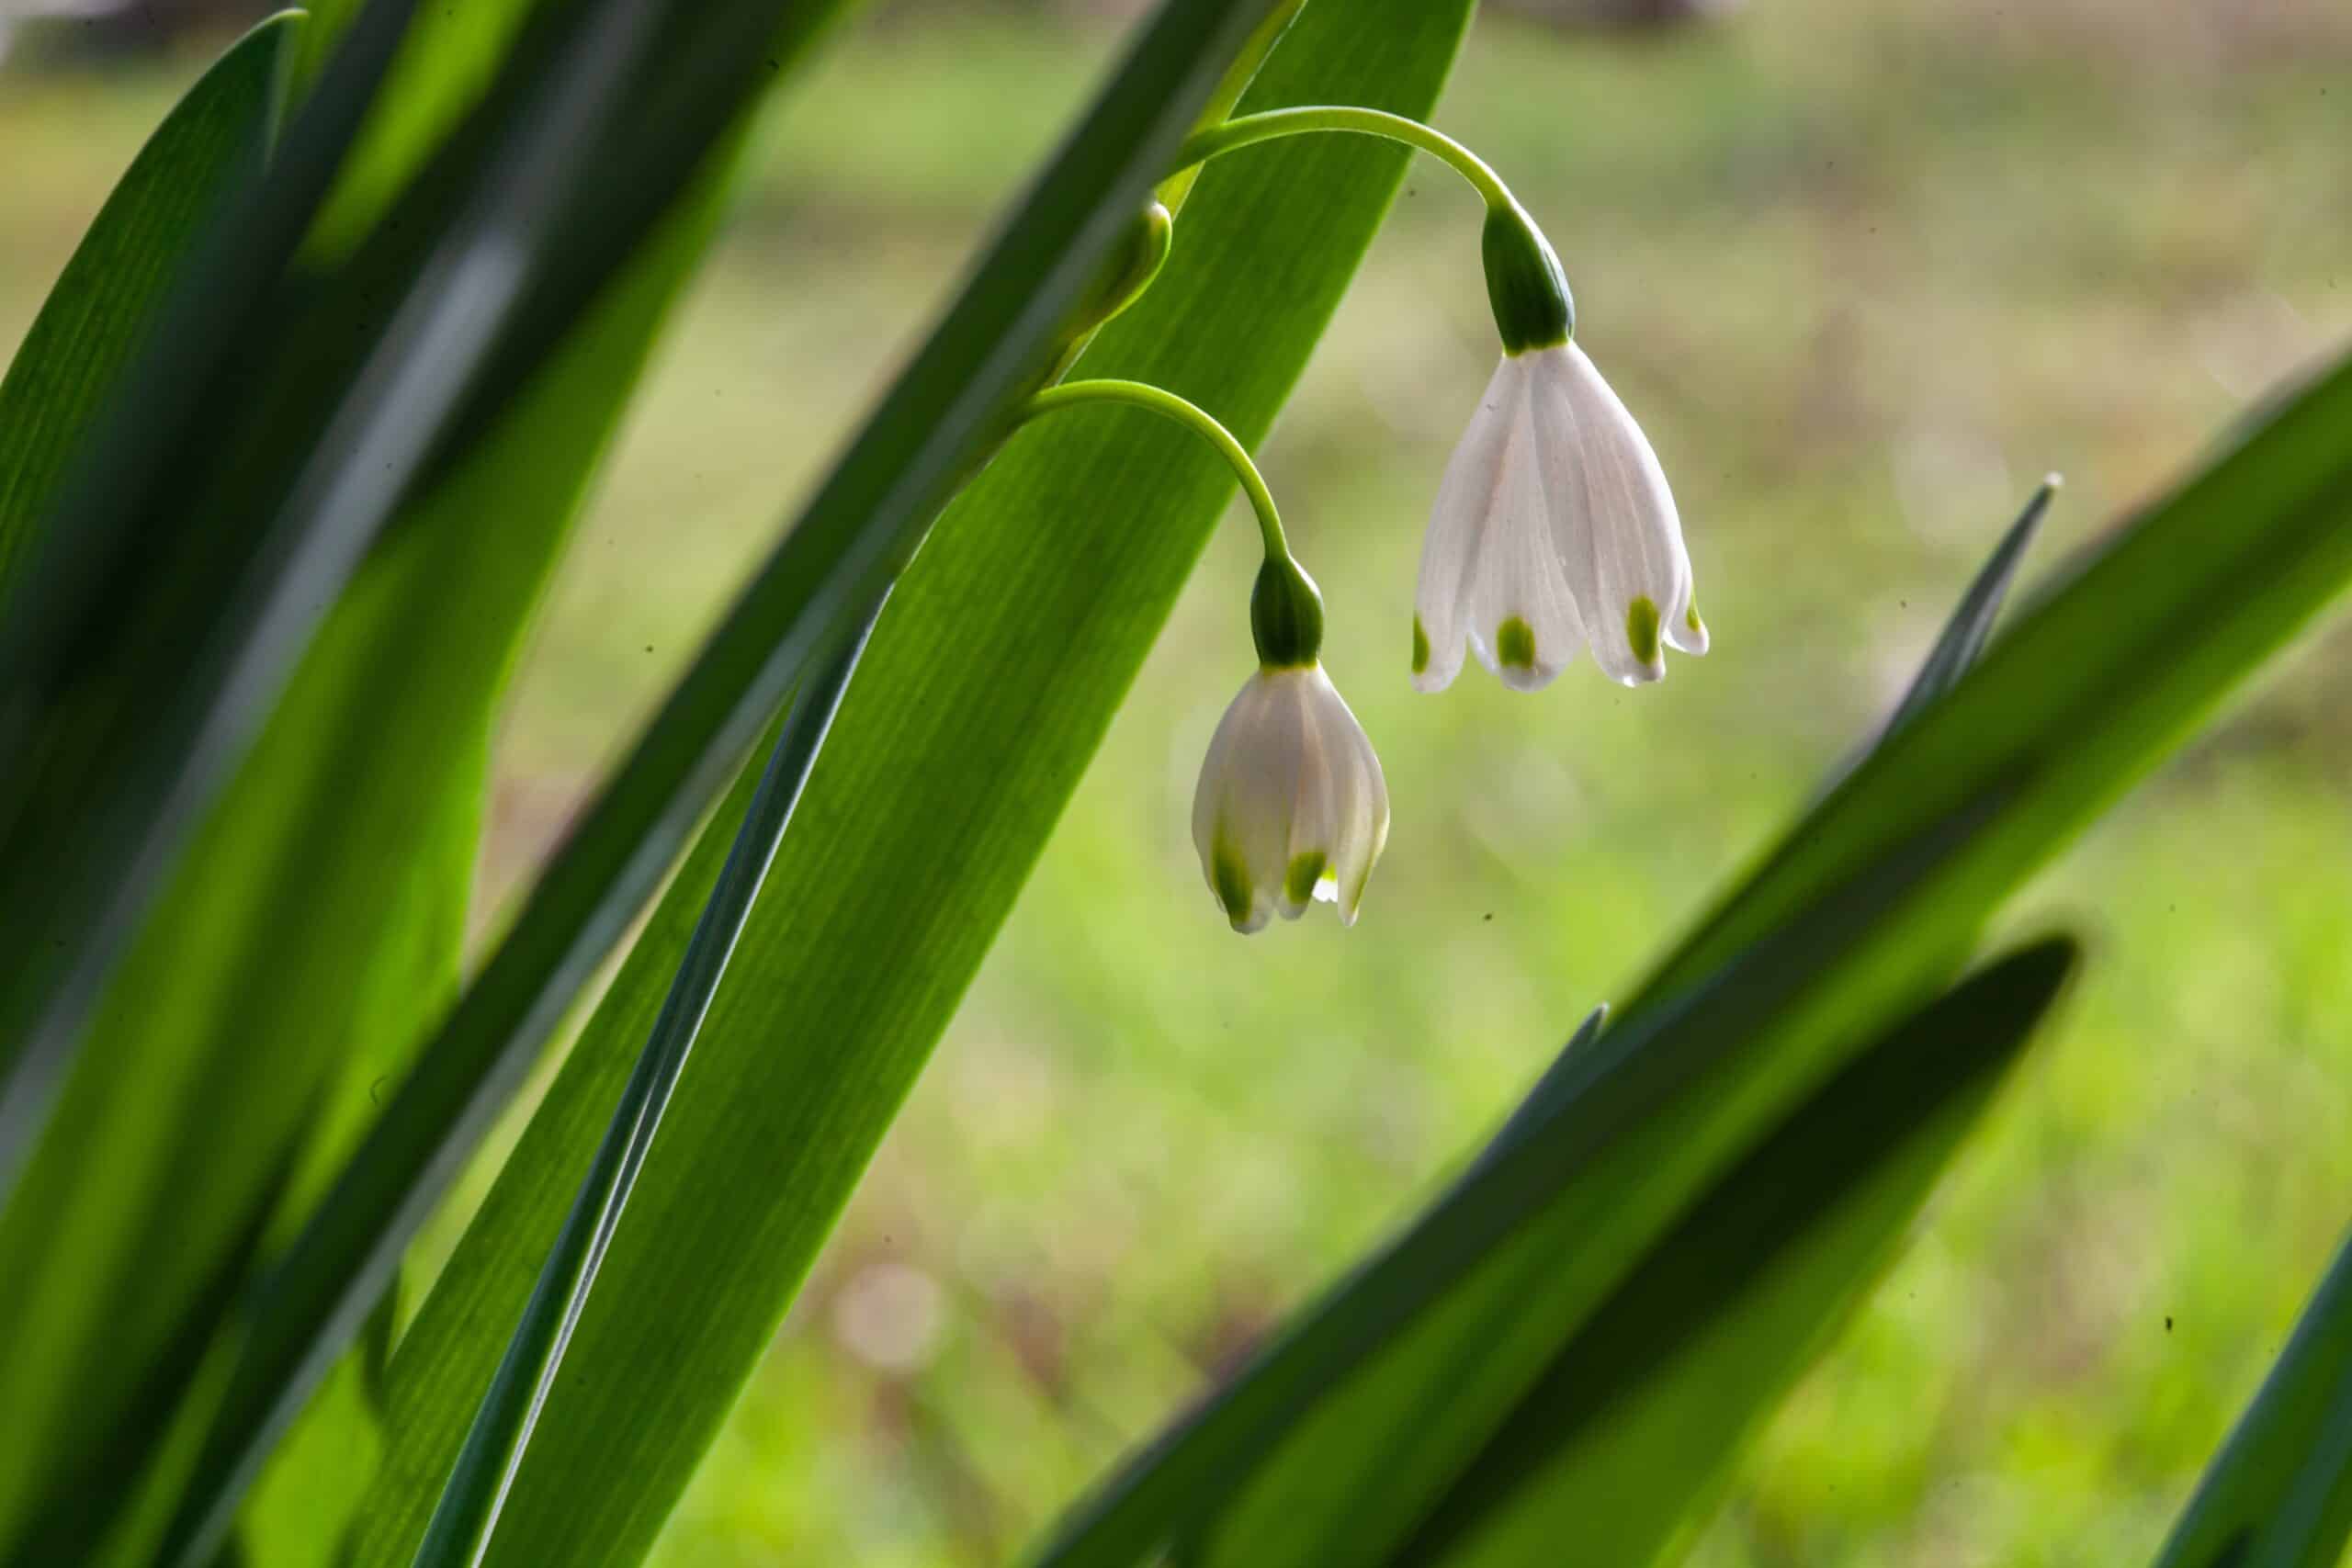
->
[[2154, 1218, 2352, 1568], [1388, 939, 2077, 1568], [0, 10, 299, 597], [0, 0, 849, 1198], [1033, 343, 2352, 1568], [1035, 797, 1997, 1568]]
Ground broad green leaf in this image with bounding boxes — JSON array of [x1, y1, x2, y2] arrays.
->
[[0, 10, 298, 595], [346, 1, 1473, 1562], [1388, 938, 2078, 1568], [2154, 1219, 2352, 1568], [180, 2, 1283, 1562], [1030, 346, 2352, 1563], [413, 604, 879, 1567]]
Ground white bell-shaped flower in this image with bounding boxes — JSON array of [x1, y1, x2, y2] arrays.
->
[[1413, 341, 1705, 692], [1191, 663, 1390, 933]]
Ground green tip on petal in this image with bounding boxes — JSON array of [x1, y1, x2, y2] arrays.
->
[[1211, 835, 1254, 928], [1411, 615, 1430, 676], [1626, 596, 1661, 667], [1284, 851, 1329, 907], [1497, 615, 1537, 671], [1685, 599, 1703, 636]]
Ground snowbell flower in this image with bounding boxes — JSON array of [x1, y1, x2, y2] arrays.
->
[[1192, 558, 1390, 933], [1007, 373, 1387, 933], [1412, 206, 1707, 692]]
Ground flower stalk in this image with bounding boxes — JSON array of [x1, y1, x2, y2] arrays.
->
[[1170, 105, 1573, 350]]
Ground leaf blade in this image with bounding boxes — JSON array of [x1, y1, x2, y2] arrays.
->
[[2155, 1219, 2352, 1568], [193, 3, 1297, 1561], [1389, 939, 2077, 1568], [1879, 474, 2059, 743], [1035, 337, 2352, 1568], [0, 8, 300, 596], [348, 1, 1477, 1562], [413, 600, 881, 1568]]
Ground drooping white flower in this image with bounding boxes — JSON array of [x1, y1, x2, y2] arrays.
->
[[1412, 341, 1705, 693], [1191, 663, 1390, 933]]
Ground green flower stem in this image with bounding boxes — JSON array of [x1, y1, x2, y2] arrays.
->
[[1012, 380, 1322, 667], [1170, 107, 1572, 352], [1015, 378, 1289, 562], [1173, 105, 1513, 212]]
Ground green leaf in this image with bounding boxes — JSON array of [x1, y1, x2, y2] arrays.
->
[[1386, 938, 2078, 1568], [2155, 1219, 2352, 1568], [345, 1, 1474, 1562], [1037, 801, 1991, 1568], [413, 604, 880, 1567], [0, 1137, 304, 1568], [1879, 474, 2058, 743], [0, 10, 299, 597], [0, 78, 756, 1568], [0, 0, 852, 1196], [146, 75, 855, 1568], [169, 2, 1288, 1562], [0, 0, 433, 1178], [1030, 337, 2352, 1567]]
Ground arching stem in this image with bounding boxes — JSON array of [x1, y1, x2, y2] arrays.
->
[[1173, 106, 1515, 215], [1014, 378, 1290, 562]]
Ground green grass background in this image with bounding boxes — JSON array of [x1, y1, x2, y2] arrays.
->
[[6, 0, 2352, 1562]]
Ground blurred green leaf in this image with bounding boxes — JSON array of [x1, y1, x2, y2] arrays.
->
[[0, 6, 861, 1566], [1041, 798, 1991, 1568], [2155, 1218, 2352, 1568], [0, 0, 854, 1196], [289, 1, 531, 240], [147, 71, 857, 1568], [0, 0, 430, 1179], [1034, 345, 2352, 1567], [343, 1, 1473, 1562], [0, 10, 298, 596], [0, 1138, 304, 1568], [1387, 938, 2077, 1568]]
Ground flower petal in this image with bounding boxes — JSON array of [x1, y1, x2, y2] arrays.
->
[[1666, 590, 1710, 656], [1538, 343, 1691, 686], [1460, 375, 1583, 692], [1193, 673, 1290, 931], [1414, 356, 1522, 694], [1307, 674, 1390, 926], [1277, 672, 1342, 921]]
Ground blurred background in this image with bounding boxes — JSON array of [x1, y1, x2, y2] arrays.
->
[[7, 0, 2352, 1562]]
